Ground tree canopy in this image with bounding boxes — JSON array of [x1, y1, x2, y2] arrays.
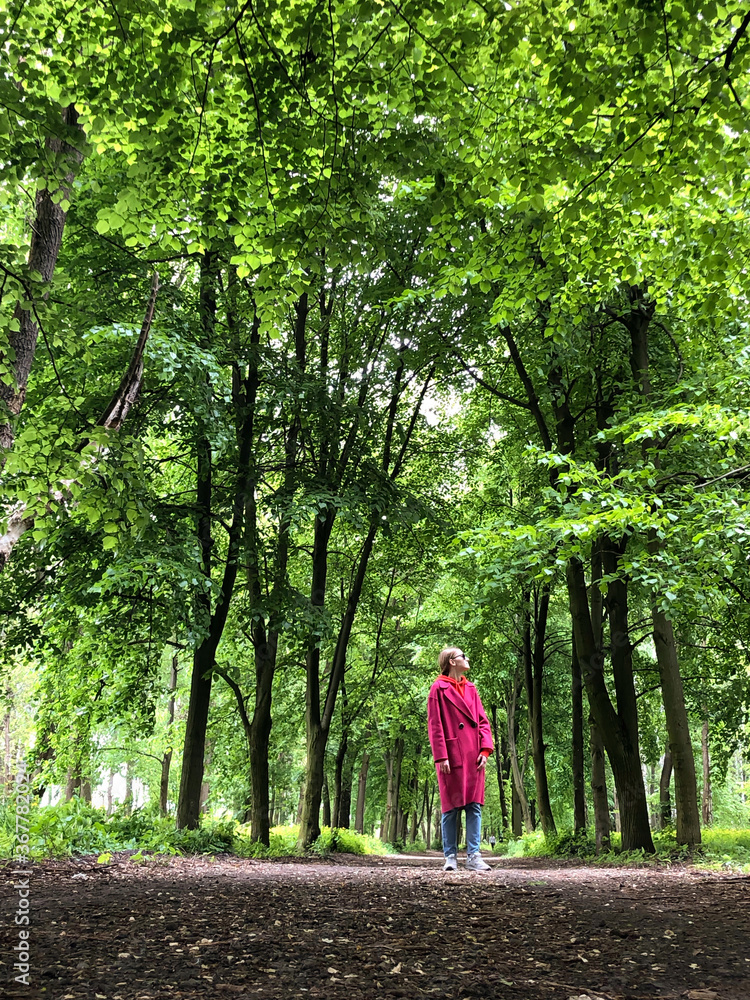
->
[[1, 0, 749, 853]]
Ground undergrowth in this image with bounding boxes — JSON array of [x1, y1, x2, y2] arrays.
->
[[495, 826, 750, 871], [0, 799, 388, 862]]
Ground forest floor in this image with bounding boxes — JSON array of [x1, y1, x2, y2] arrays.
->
[[1, 852, 748, 1000]]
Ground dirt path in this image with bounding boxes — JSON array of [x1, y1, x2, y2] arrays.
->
[[2, 854, 748, 999]]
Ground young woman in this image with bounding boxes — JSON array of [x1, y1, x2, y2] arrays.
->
[[427, 647, 493, 871]]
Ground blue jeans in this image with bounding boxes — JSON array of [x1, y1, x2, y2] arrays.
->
[[442, 802, 482, 857]]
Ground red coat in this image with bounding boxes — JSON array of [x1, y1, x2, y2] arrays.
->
[[427, 677, 494, 812]]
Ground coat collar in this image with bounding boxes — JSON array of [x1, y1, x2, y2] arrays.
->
[[435, 676, 477, 723]]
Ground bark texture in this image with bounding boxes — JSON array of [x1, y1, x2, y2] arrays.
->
[[653, 611, 701, 844], [1, 106, 84, 454]]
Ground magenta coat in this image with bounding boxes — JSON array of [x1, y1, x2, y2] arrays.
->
[[427, 677, 494, 812]]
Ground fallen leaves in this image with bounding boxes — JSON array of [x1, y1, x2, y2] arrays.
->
[[3, 854, 747, 1000]]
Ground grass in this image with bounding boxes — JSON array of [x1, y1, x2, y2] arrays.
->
[[492, 826, 750, 871]]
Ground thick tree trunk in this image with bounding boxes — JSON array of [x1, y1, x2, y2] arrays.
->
[[567, 555, 654, 852], [0, 106, 84, 456], [702, 720, 712, 827], [299, 720, 327, 844], [653, 610, 701, 845], [571, 633, 586, 834], [354, 751, 369, 834], [177, 638, 214, 828], [659, 749, 673, 829], [247, 639, 275, 844]]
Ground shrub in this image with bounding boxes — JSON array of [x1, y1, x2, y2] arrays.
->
[[312, 826, 389, 857]]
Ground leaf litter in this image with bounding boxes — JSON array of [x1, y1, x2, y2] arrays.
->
[[0, 853, 747, 999]]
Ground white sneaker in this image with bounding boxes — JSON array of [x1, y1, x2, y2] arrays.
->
[[465, 852, 490, 871], [443, 854, 457, 871]]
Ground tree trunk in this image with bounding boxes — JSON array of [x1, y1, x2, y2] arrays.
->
[[627, 297, 700, 847], [322, 771, 332, 828], [3, 704, 11, 800], [524, 586, 556, 836], [653, 610, 701, 845], [160, 655, 178, 817], [490, 705, 509, 833], [509, 779, 520, 836], [338, 768, 353, 830], [506, 675, 534, 833], [589, 716, 610, 851], [387, 737, 404, 842], [124, 762, 133, 816], [613, 787, 621, 833], [106, 771, 114, 815], [426, 784, 435, 848], [299, 715, 328, 844], [247, 639, 275, 844], [571, 633, 586, 834], [354, 751, 369, 834], [567, 554, 654, 852], [298, 510, 335, 848], [199, 741, 212, 814], [177, 258, 254, 830], [659, 749, 673, 829], [177, 638, 214, 828], [332, 680, 350, 828], [65, 768, 78, 801], [0, 106, 84, 458], [702, 720, 712, 827], [589, 544, 610, 851], [177, 258, 217, 832]]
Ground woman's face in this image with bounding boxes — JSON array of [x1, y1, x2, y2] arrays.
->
[[451, 651, 470, 675]]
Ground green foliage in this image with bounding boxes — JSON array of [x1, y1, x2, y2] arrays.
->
[[311, 826, 390, 857], [0, 801, 389, 860], [0, 799, 234, 859], [498, 827, 750, 872], [2, 0, 750, 859]]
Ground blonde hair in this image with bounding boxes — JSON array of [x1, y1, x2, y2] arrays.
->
[[438, 647, 463, 675]]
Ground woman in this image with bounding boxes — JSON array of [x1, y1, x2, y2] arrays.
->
[[427, 647, 493, 871]]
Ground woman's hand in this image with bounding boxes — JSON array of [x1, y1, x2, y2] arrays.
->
[[476, 754, 487, 771], [436, 759, 450, 774]]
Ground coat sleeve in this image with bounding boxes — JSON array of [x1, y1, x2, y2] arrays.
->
[[427, 688, 448, 762], [475, 691, 494, 754]]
